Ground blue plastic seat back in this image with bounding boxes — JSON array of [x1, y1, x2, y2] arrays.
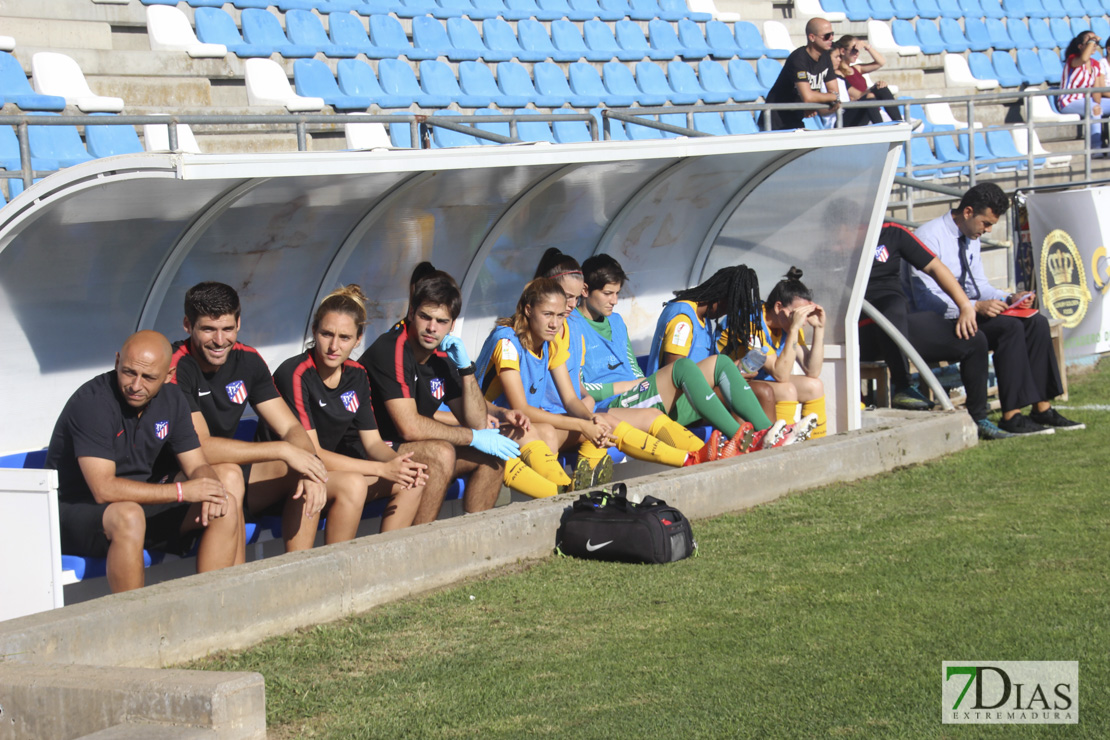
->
[[616, 19, 665, 58], [195, 7, 258, 51], [497, 61, 542, 100], [692, 111, 728, 134], [552, 109, 593, 142], [893, 0, 919, 17], [459, 60, 499, 97], [630, 0, 668, 19], [430, 110, 480, 148], [957, 0, 982, 16], [914, 19, 948, 52], [698, 59, 739, 97], [241, 8, 315, 56], [0, 125, 59, 172], [914, 0, 942, 17], [676, 19, 712, 57], [1049, 0, 1073, 17], [413, 16, 453, 51], [378, 58, 423, 96], [979, 0, 1006, 16], [844, 0, 873, 21], [938, 18, 970, 51], [1007, 18, 1035, 49], [733, 21, 769, 58], [584, 19, 631, 58], [1091, 18, 1110, 42], [936, 0, 962, 16], [1000, 0, 1025, 16], [448, 18, 504, 60], [295, 57, 342, 97], [472, 107, 512, 143], [668, 59, 714, 100], [507, 0, 562, 20], [635, 60, 673, 94], [338, 58, 385, 97], [512, 109, 557, 143], [0, 51, 67, 111], [870, 0, 897, 19], [84, 119, 144, 158], [328, 12, 374, 53], [1028, 18, 1056, 49], [705, 21, 741, 56], [568, 61, 612, 97], [573, 0, 623, 20], [964, 18, 993, 51], [369, 14, 415, 54], [968, 50, 999, 79], [728, 58, 767, 97], [535, 61, 592, 103], [892, 19, 922, 47], [603, 60, 665, 104], [519, 19, 566, 58], [756, 57, 783, 88], [381, 111, 414, 147], [625, 114, 667, 139], [1015, 47, 1047, 83], [287, 9, 354, 55], [543, 0, 596, 20], [483, 18, 529, 57], [1048, 18, 1071, 48], [27, 113, 94, 167], [663, 0, 709, 19], [552, 19, 593, 57], [648, 19, 684, 54], [600, 0, 638, 18], [991, 49, 1025, 85], [1037, 47, 1064, 80], [723, 109, 759, 134], [986, 17, 1016, 49]]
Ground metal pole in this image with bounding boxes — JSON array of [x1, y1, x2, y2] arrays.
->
[[1025, 95, 1034, 187], [296, 120, 307, 152], [860, 299, 955, 411], [167, 119, 179, 152], [17, 121, 31, 190], [967, 99, 976, 187]]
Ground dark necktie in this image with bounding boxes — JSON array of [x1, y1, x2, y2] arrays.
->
[[957, 234, 980, 300]]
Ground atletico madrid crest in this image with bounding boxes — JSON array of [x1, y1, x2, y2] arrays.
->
[[155, 421, 169, 440], [430, 378, 445, 400], [341, 390, 359, 413], [875, 244, 890, 263], [225, 380, 247, 404]]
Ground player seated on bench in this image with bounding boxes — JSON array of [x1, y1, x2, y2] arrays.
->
[[264, 285, 430, 535], [570, 254, 780, 462], [46, 331, 238, 593], [171, 282, 329, 555]]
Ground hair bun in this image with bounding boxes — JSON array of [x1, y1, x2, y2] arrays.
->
[[786, 266, 804, 281]]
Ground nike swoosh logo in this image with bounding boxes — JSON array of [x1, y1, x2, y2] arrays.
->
[[705, 394, 715, 401], [198, 390, 211, 396], [607, 362, 621, 370], [318, 399, 327, 407], [585, 539, 613, 552], [529, 385, 538, 394]]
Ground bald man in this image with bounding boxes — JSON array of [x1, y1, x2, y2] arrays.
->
[[760, 16, 841, 130], [45, 330, 239, 592]]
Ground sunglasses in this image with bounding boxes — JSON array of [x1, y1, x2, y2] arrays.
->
[[847, 47, 860, 55], [819, 32, 834, 40]]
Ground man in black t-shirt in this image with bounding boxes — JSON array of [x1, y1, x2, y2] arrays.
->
[[760, 17, 841, 131], [171, 282, 328, 555], [45, 331, 235, 592], [360, 271, 521, 520]]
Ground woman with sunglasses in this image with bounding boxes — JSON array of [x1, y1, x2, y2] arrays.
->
[[832, 34, 906, 128], [1060, 31, 1107, 154]]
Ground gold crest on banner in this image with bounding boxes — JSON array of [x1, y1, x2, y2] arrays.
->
[[1040, 229, 1090, 329], [1091, 246, 1110, 296]]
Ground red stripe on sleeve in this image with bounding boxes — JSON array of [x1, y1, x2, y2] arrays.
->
[[290, 356, 316, 430], [393, 333, 411, 399], [168, 343, 191, 383], [883, 221, 935, 258]]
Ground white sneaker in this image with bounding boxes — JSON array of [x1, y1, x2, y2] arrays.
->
[[907, 118, 924, 132], [791, 413, 820, 442]]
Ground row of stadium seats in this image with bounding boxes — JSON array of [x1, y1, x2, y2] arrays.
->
[[965, 47, 1064, 84], [891, 15, 1110, 53], [816, 0, 1110, 21], [189, 7, 790, 61]]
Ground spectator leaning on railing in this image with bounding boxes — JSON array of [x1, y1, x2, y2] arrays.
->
[[759, 17, 841, 131], [1059, 31, 1107, 154]]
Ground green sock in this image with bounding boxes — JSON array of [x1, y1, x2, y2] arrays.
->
[[713, 355, 773, 430], [670, 358, 740, 438]]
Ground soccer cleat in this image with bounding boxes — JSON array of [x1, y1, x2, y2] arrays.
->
[[591, 454, 614, 487], [788, 413, 819, 443], [719, 422, 756, 459], [749, 420, 788, 451], [891, 386, 935, 411], [1029, 407, 1085, 431], [976, 418, 1015, 440], [683, 429, 722, 466], [572, 455, 595, 491]]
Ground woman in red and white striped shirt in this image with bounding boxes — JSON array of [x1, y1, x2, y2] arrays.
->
[[1059, 31, 1106, 151]]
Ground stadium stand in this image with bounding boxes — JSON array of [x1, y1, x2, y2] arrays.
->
[[31, 52, 124, 112], [244, 57, 325, 110]]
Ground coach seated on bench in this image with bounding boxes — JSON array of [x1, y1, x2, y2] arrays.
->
[[45, 331, 239, 593]]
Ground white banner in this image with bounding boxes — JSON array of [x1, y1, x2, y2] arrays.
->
[[1025, 187, 1110, 361]]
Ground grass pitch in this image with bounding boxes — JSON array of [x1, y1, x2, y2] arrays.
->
[[190, 363, 1109, 739]]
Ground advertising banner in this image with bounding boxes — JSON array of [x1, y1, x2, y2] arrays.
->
[[1024, 187, 1110, 361]]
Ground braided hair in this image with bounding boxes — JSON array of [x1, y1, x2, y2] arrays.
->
[[672, 265, 762, 358]]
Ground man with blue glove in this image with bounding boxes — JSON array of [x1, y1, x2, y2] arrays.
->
[[360, 270, 517, 520]]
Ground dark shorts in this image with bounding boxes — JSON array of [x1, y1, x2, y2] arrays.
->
[[58, 500, 194, 558]]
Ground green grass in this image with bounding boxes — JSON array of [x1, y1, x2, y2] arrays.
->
[[189, 363, 1110, 739]]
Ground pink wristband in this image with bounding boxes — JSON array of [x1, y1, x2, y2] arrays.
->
[[176, 482, 183, 503]]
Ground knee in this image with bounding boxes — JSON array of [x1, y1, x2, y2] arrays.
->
[[531, 422, 559, 450], [213, 463, 245, 497], [336, 471, 368, 507], [103, 502, 145, 543], [425, 441, 456, 476], [772, 381, 798, 403], [797, 377, 824, 400], [751, 381, 774, 407]]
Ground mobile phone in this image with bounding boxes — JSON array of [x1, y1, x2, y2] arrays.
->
[[1006, 292, 1034, 309]]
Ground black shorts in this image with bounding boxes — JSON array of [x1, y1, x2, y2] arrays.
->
[[58, 500, 195, 558]]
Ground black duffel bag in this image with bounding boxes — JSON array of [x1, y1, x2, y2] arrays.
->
[[557, 483, 696, 564]]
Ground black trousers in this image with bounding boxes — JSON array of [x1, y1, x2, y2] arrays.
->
[[843, 86, 904, 127]]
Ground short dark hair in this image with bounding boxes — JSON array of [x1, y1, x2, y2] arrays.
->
[[409, 271, 462, 320], [580, 254, 628, 292], [184, 282, 240, 324], [766, 266, 813, 309], [958, 183, 1009, 218]]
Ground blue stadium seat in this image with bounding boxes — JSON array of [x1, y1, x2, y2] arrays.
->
[[430, 110, 481, 148], [294, 58, 372, 110], [975, 130, 1022, 170], [615, 19, 673, 60], [540, 0, 597, 20], [963, 18, 993, 51], [704, 20, 744, 58], [1069, 18, 1089, 36], [676, 19, 713, 59], [1014, 48, 1048, 83], [667, 59, 724, 102], [414, 16, 482, 61], [592, 108, 629, 140], [969, 50, 1005, 80], [913, 0, 942, 18], [1007, 18, 1036, 49], [327, 12, 377, 56], [893, 0, 919, 18], [438, 0, 500, 19], [573, 0, 625, 20], [648, 19, 692, 59], [27, 112, 94, 168], [447, 18, 512, 62], [725, 109, 760, 134], [1028, 18, 1057, 49], [506, 0, 564, 20], [420, 59, 489, 107], [519, 19, 579, 62], [394, 0, 464, 18], [604, 0, 651, 20], [1043, 0, 1069, 18], [1048, 18, 1071, 48], [470, 107, 512, 143], [985, 17, 1016, 49], [337, 59, 412, 108], [728, 58, 768, 98], [379, 58, 452, 107], [195, 7, 275, 57], [667, 0, 712, 19], [603, 60, 669, 105], [553, 19, 609, 61], [913, 19, 950, 53], [842, 0, 871, 20], [473, 0, 531, 19], [932, 131, 973, 175], [584, 19, 641, 60], [936, 0, 963, 17], [979, 0, 1007, 16], [552, 108, 595, 142], [483, 19, 547, 62], [1037, 47, 1064, 80], [634, 0, 683, 21], [756, 57, 783, 90], [369, 14, 434, 60], [625, 114, 668, 139], [512, 109, 557, 142], [569, 61, 636, 105], [286, 10, 358, 57], [636, 60, 700, 103], [1081, 0, 1104, 14], [534, 61, 601, 105], [989, 127, 1043, 166], [240, 8, 316, 57], [990, 49, 1026, 85], [939, 18, 970, 51], [822, 0, 851, 15], [700, 59, 755, 101], [0, 125, 59, 174], [497, 61, 565, 106], [870, 0, 898, 19], [733, 21, 773, 58], [957, 0, 982, 16], [1000, 0, 1026, 17], [1091, 18, 1110, 41], [892, 20, 927, 52], [898, 137, 941, 178], [0, 52, 66, 111], [378, 110, 414, 147], [689, 111, 726, 135], [458, 61, 530, 106]]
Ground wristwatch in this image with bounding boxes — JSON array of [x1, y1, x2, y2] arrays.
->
[[458, 363, 476, 377]]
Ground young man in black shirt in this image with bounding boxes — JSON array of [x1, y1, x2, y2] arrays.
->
[[46, 331, 235, 592], [171, 283, 329, 554], [761, 17, 841, 131]]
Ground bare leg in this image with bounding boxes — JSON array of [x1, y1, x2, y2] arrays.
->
[[375, 476, 426, 533], [102, 502, 147, 593], [322, 471, 368, 545], [454, 446, 505, 513], [747, 380, 778, 421], [397, 439, 455, 525], [191, 485, 243, 571], [212, 462, 247, 565]]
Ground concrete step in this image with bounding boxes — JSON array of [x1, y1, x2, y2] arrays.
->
[[0, 17, 113, 51], [93, 76, 213, 109], [0, 0, 146, 25]]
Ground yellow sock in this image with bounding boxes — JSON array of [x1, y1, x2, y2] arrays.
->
[[503, 457, 560, 498], [802, 396, 827, 439], [774, 400, 799, 423], [577, 439, 608, 468], [610, 421, 688, 468], [648, 414, 704, 452], [519, 439, 571, 486]]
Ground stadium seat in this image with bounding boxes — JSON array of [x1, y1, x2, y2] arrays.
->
[[26, 112, 94, 167], [688, 110, 725, 135], [663, 59, 720, 103], [446, 18, 511, 62], [573, 0, 625, 20], [583, 19, 641, 61], [245, 57, 325, 110], [469, 107, 512, 144], [1010, 126, 1070, 166], [615, 19, 673, 60], [945, 51, 1000, 87], [393, 0, 464, 19], [1070, 19, 1090, 36], [1000, 0, 1026, 17], [84, 116, 144, 159], [1028, 19, 1056, 50], [327, 13, 381, 57], [1082, 0, 1106, 14], [569, 61, 635, 105], [636, 60, 700, 103], [603, 60, 669, 105], [146, 6, 227, 58], [914, 20, 951, 53], [142, 122, 202, 152], [936, 0, 963, 17], [756, 57, 783, 90], [599, 0, 645, 19], [540, 0, 597, 20], [913, 0, 942, 18], [722, 109, 758, 133], [519, 19, 579, 62], [336, 59, 410, 108], [483, 19, 547, 62], [194, 7, 272, 56], [820, 0, 851, 16], [1029, 92, 1078, 121], [369, 15, 433, 60], [730, 21, 769, 58], [421, 62, 489, 109], [668, 0, 712, 20], [552, 20, 610, 61], [437, 0, 498, 18], [794, 0, 848, 21], [497, 61, 565, 106], [648, 19, 691, 59], [285, 10, 358, 57], [891, 19, 931, 52], [378, 110, 414, 147], [844, 0, 873, 21], [699, 59, 755, 101], [987, 128, 1040, 168], [962, 18, 992, 51], [984, 18, 1016, 49], [931, 131, 974, 175], [0, 51, 66, 111], [979, 0, 1007, 17], [974, 131, 1020, 170], [379, 58, 451, 107], [938, 18, 970, 52], [473, 0, 532, 19], [625, 114, 668, 139], [0, 125, 59, 177], [1037, 48, 1063, 80], [956, 0, 982, 16], [458, 61, 531, 106], [760, 21, 794, 58], [703, 20, 743, 58], [344, 118, 392, 150], [869, 19, 922, 54], [1091, 17, 1110, 42], [512, 109, 557, 142], [595, 108, 631, 140], [294, 58, 372, 110], [989, 50, 1026, 86], [898, 137, 942, 178], [970, 50, 1006, 83], [430, 110, 481, 148], [534, 61, 601, 106], [892, 0, 919, 18], [634, 0, 682, 21], [1007, 18, 1036, 49], [240, 9, 316, 57], [676, 19, 714, 59], [727, 58, 768, 98], [1047, 0, 1072, 17], [551, 109, 595, 143], [870, 0, 898, 19], [413, 16, 480, 61], [1048, 18, 1071, 49], [31, 52, 124, 112], [1015, 48, 1047, 84], [506, 0, 564, 20]]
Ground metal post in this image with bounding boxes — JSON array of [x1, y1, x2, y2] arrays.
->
[[1025, 95, 1034, 187], [1084, 95, 1092, 182], [296, 120, 307, 152], [966, 99, 976, 187], [17, 121, 31, 191], [167, 120, 179, 152]]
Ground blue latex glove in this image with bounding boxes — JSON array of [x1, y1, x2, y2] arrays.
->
[[439, 333, 471, 369], [470, 428, 520, 461]]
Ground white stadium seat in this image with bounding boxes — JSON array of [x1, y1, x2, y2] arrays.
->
[[244, 58, 325, 112], [31, 51, 125, 112], [868, 20, 921, 57], [146, 6, 228, 59], [943, 53, 998, 91], [143, 122, 202, 153]]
